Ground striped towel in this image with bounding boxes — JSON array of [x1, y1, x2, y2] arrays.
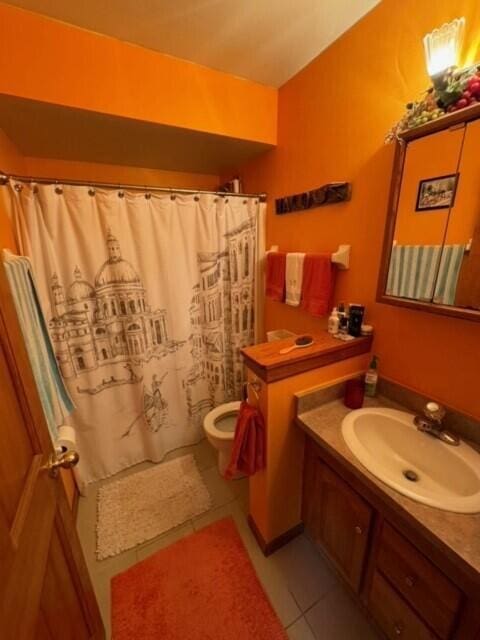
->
[[433, 244, 466, 306], [3, 250, 74, 442], [386, 245, 442, 301]]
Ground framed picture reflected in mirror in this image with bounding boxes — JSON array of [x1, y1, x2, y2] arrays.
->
[[415, 173, 459, 212]]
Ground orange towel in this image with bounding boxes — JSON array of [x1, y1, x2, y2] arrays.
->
[[224, 401, 266, 480], [265, 252, 286, 301], [300, 254, 335, 317]]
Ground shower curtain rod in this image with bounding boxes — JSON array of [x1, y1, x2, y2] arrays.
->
[[0, 170, 267, 202]]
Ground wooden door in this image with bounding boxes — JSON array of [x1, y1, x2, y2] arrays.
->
[[303, 446, 372, 591], [0, 265, 104, 639]]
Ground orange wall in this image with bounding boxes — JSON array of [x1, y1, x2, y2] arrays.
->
[[0, 129, 23, 250], [23, 157, 219, 192], [0, 3, 277, 146], [238, 0, 480, 420]]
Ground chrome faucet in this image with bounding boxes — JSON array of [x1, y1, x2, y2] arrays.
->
[[414, 402, 460, 446]]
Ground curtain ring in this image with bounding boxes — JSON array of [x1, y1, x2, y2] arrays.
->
[[145, 192, 151, 199], [194, 195, 199, 202], [243, 200, 247, 205], [55, 185, 63, 195], [170, 194, 176, 201], [213, 197, 218, 203], [14, 183, 23, 192], [88, 188, 95, 197], [225, 198, 229, 203], [32, 185, 38, 194], [118, 190, 125, 198]]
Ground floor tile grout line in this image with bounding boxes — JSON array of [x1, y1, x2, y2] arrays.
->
[[284, 612, 305, 630], [300, 583, 338, 618], [304, 614, 317, 639]]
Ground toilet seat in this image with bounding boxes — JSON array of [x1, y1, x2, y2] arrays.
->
[[203, 401, 241, 441]]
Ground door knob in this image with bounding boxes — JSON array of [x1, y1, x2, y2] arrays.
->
[[43, 450, 79, 478]]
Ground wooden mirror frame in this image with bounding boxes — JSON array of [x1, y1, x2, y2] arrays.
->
[[376, 103, 480, 323]]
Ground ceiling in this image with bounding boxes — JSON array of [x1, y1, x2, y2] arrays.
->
[[0, 94, 272, 174], [4, 0, 380, 87]]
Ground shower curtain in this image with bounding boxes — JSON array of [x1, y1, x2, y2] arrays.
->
[[9, 183, 265, 491]]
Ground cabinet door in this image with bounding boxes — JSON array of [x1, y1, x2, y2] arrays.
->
[[303, 449, 372, 591]]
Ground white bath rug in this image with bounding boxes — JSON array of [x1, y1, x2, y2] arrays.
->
[[96, 454, 211, 560]]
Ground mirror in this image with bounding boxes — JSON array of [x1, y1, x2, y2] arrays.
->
[[378, 112, 480, 321]]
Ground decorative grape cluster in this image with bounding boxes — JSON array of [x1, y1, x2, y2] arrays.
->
[[386, 65, 480, 141]]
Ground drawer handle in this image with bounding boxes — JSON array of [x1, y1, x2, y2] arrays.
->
[[394, 621, 404, 636], [404, 575, 416, 588], [354, 525, 363, 535]]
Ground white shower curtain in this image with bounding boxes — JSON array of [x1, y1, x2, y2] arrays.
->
[[9, 182, 264, 491]]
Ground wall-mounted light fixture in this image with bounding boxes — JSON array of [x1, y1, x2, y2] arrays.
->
[[423, 17, 465, 78]]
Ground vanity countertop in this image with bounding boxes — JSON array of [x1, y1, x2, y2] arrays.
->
[[296, 396, 480, 582]]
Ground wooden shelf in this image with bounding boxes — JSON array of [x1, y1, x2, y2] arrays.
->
[[398, 102, 480, 142], [241, 333, 372, 383]]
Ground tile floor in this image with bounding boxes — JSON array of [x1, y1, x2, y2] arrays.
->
[[76, 438, 379, 639]]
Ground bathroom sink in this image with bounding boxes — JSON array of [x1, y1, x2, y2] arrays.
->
[[341, 408, 480, 513]]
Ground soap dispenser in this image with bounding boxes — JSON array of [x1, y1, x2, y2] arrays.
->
[[365, 355, 379, 397]]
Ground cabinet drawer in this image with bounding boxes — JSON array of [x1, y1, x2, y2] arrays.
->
[[377, 523, 461, 639], [370, 570, 437, 640]]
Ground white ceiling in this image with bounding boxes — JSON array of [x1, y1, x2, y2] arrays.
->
[[4, 0, 380, 87]]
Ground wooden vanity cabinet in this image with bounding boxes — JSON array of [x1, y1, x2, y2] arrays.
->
[[302, 442, 373, 591], [302, 437, 480, 640]]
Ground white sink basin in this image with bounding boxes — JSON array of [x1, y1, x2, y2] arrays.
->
[[342, 408, 480, 513]]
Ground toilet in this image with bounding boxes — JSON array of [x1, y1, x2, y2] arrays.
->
[[203, 401, 242, 476]]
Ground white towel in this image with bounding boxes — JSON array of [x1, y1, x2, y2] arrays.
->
[[285, 252, 305, 306]]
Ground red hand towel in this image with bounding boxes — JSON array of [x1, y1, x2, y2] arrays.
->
[[265, 252, 286, 301], [224, 401, 266, 480], [300, 254, 335, 317]]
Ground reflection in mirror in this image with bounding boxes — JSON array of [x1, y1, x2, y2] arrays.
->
[[385, 128, 463, 302], [435, 119, 480, 309]]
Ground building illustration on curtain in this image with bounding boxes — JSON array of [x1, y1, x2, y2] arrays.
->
[[49, 231, 169, 379], [186, 216, 255, 418], [47, 218, 255, 429]]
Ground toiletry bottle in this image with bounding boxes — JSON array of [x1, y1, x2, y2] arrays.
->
[[348, 304, 365, 337], [339, 315, 349, 335], [365, 355, 379, 397], [328, 307, 339, 334], [338, 303, 348, 335]]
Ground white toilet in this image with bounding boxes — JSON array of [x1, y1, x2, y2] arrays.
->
[[203, 401, 241, 476]]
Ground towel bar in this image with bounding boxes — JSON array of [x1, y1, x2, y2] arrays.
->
[[267, 244, 350, 270]]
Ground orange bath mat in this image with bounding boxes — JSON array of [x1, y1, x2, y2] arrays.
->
[[111, 518, 287, 640]]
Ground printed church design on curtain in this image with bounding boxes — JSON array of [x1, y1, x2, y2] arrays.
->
[[49, 231, 170, 384]]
